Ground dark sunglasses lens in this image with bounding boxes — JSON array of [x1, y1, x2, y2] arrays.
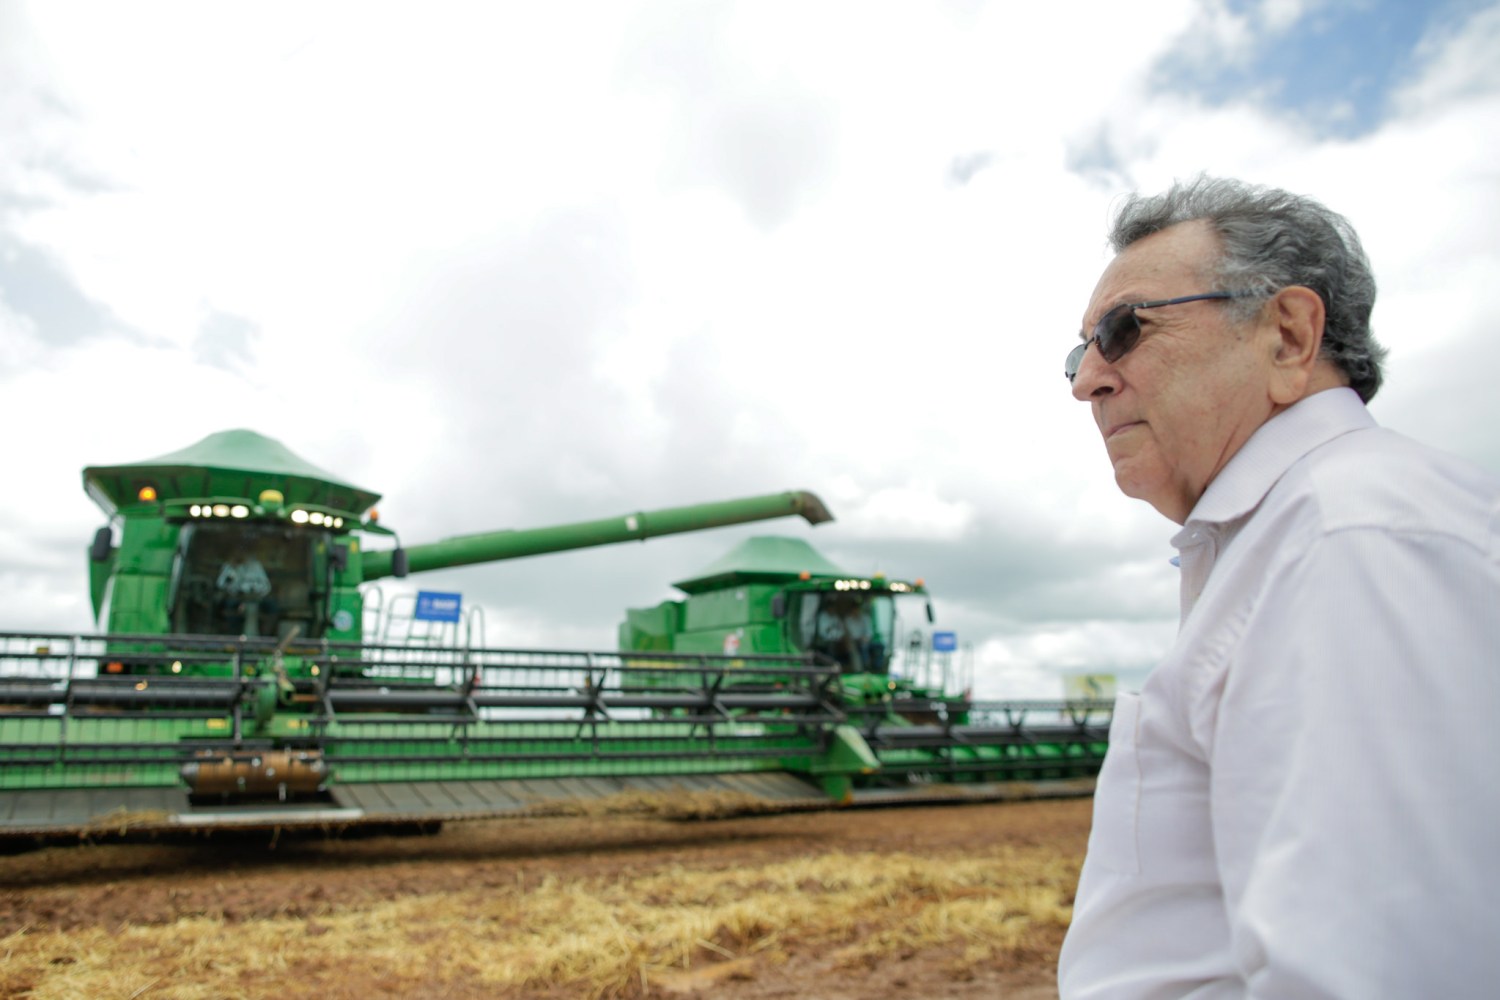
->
[[1067, 305, 1146, 382], [1096, 306, 1140, 363], [1065, 342, 1087, 380]]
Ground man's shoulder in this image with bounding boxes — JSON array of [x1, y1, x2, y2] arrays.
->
[[1278, 426, 1500, 538]]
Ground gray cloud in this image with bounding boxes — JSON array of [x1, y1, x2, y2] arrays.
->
[[947, 151, 993, 186], [618, 2, 838, 228], [0, 7, 116, 215], [687, 96, 836, 228], [192, 308, 259, 371], [816, 514, 1176, 628], [1375, 311, 1500, 476], [0, 9, 133, 357], [1064, 127, 1129, 191], [363, 206, 644, 533], [0, 234, 130, 349]]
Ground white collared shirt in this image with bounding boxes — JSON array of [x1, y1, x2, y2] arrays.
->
[[1058, 388, 1500, 999]]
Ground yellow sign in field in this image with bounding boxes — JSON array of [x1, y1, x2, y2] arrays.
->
[[1064, 674, 1117, 700]]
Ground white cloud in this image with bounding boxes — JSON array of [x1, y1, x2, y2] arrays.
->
[[834, 482, 977, 541], [0, 287, 43, 372], [1395, 2, 1500, 113]]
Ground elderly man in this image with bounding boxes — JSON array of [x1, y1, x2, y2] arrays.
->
[[1058, 177, 1500, 998]]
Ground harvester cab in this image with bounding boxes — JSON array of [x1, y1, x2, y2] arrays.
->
[[620, 536, 935, 696], [85, 429, 382, 649], [779, 573, 930, 677]]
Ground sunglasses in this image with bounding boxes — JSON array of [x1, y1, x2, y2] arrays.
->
[[1065, 292, 1244, 383]]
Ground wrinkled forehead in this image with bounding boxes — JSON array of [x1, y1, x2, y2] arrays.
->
[[1080, 220, 1222, 331]]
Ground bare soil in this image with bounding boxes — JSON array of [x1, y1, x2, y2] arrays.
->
[[0, 796, 1093, 999]]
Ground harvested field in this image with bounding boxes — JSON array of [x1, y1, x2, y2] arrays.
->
[[0, 796, 1093, 999]]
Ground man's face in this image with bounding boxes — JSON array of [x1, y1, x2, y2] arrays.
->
[[1072, 220, 1276, 523]]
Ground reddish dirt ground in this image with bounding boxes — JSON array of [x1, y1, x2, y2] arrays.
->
[[0, 796, 1094, 999]]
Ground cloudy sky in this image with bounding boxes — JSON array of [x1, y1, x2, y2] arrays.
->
[[2, 0, 1497, 698]]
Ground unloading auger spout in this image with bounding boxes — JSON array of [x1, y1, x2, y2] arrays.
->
[[362, 491, 833, 581]]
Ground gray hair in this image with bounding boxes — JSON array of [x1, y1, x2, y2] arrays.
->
[[1109, 175, 1387, 402]]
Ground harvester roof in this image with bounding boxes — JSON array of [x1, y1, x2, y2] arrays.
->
[[672, 536, 848, 594], [83, 429, 382, 518]]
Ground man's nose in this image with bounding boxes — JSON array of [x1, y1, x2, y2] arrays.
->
[[1070, 342, 1119, 401]]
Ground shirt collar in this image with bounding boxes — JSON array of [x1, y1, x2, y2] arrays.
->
[[1178, 387, 1376, 534]]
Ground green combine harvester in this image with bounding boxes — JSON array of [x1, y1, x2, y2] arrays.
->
[[0, 431, 1110, 840]]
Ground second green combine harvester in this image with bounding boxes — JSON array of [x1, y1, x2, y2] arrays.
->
[[0, 430, 1109, 839]]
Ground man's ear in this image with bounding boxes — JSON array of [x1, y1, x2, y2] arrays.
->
[[1266, 285, 1326, 405]]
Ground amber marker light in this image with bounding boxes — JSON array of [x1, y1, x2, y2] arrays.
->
[[799, 571, 811, 580], [137, 485, 158, 501]]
